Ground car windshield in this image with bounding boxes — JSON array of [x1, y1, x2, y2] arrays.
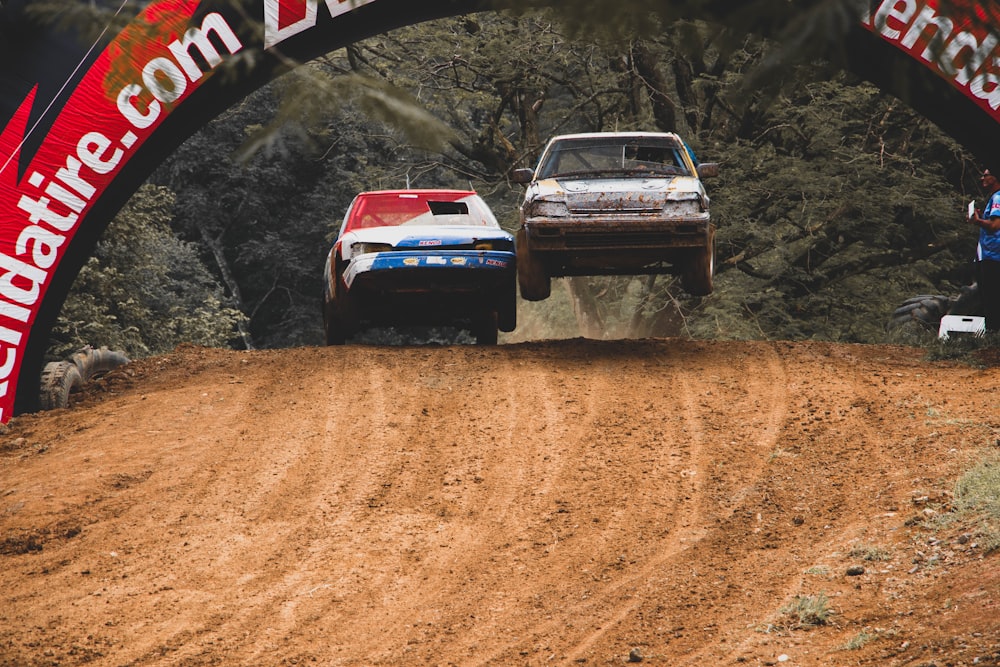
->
[[344, 192, 497, 233], [536, 137, 692, 179]]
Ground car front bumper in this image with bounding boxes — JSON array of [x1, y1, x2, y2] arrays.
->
[[521, 215, 713, 275]]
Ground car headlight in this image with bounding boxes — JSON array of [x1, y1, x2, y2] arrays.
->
[[525, 200, 570, 217], [351, 242, 393, 256], [665, 199, 704, 216]]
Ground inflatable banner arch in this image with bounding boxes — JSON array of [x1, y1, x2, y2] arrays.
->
[[0, 0, 998, 421]]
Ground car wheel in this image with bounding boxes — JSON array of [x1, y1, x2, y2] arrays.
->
[[70, 346, 129, 382], [889, 294, 953, 330], [497, 277, 517, 332], [516, 228, 551, 301], [889, 284, 982, 332], [323, 300, 347, 345], [38, 360, 83, 410], [324, 265, 358, 345], [474, 311, 499, 345], [681, 228, 715, 297]]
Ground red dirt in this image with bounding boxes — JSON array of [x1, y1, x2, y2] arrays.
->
[[1, 339, 998, 666]]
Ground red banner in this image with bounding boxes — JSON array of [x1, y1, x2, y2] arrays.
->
[[0, 1, 245, 420], [264, 0, 376, 48], [862, 0, 1000, 123]]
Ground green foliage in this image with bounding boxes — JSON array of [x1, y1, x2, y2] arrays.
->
[[236, 69, 458, 164], [48, 185, 245, 361], [925, 331, 1000, 363], [52, 7, 986, 351], [840, 631, 876, 651], [687, 73, 977, 342], [152, 85, 377, 348]]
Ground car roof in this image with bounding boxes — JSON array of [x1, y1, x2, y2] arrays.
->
[[547, 131, 682, 142], [354, 189, 477, 198]]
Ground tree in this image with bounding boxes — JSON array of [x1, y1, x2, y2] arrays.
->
[[51, 3, 984, 349], [696, 74, 976, 342], [152, 78, 382, 349], [48, 184, 245, 360]]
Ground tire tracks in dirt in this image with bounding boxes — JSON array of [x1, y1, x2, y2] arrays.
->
[[553, 342, 792, 664], [458, 341, 793, 665], [1, 340, 997, 666]]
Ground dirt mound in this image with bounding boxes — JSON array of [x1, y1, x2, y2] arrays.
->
[[1, 339, 998, 666]]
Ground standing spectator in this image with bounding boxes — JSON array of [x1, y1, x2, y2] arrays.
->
[[970, 168, 1000, 331]]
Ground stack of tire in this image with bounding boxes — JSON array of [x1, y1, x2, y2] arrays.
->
[[38, 346, 130, 411], [889, 283, 981, 332]]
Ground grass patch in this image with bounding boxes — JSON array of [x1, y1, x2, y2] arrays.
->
[[847, 543, 892, 562], [924, 330, 998, 364], [780, 593, 831, 628], [952, 454, 1000, 552]]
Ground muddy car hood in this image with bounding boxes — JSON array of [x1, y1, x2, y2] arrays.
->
[[528, 176, 705, 211]]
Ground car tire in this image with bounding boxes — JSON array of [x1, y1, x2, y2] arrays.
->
[[516, 228, 551, 301], [498, 277, 517, 332], [38, 360, 83, 410], [474, 311, 499, 345], [681, 228, 715, 297], [889, 294, 952, 330], [323, 270, 351, 347], [324, 264, 359, 346], [323, 299, 347, 345], [70, 346, 129, 382]]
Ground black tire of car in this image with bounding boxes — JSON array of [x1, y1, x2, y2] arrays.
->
[[516, 228, 551, 301], [498, 277, 517, 333], [38, 360, 83, 411], [680, 228, 715, 297], [323, 299, 347, 345], [474, 311, 499, 345], [324, 263, 357, 345], [70, 346, 130, 382]]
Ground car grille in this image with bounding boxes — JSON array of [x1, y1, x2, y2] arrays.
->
[[567, 204, 665, 214], [561, 230, 701, 247], [565, 193, 668, 214]]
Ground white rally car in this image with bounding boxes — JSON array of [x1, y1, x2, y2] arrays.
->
[[323, 189, 517, 345]]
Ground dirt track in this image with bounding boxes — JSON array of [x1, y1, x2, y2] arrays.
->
[[1, 339, 998, 666]]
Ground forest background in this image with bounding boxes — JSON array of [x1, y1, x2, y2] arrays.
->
[[45, 3, 990, 361]]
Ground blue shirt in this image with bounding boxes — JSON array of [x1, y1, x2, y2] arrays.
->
[[979, 190, 1000, 261]]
